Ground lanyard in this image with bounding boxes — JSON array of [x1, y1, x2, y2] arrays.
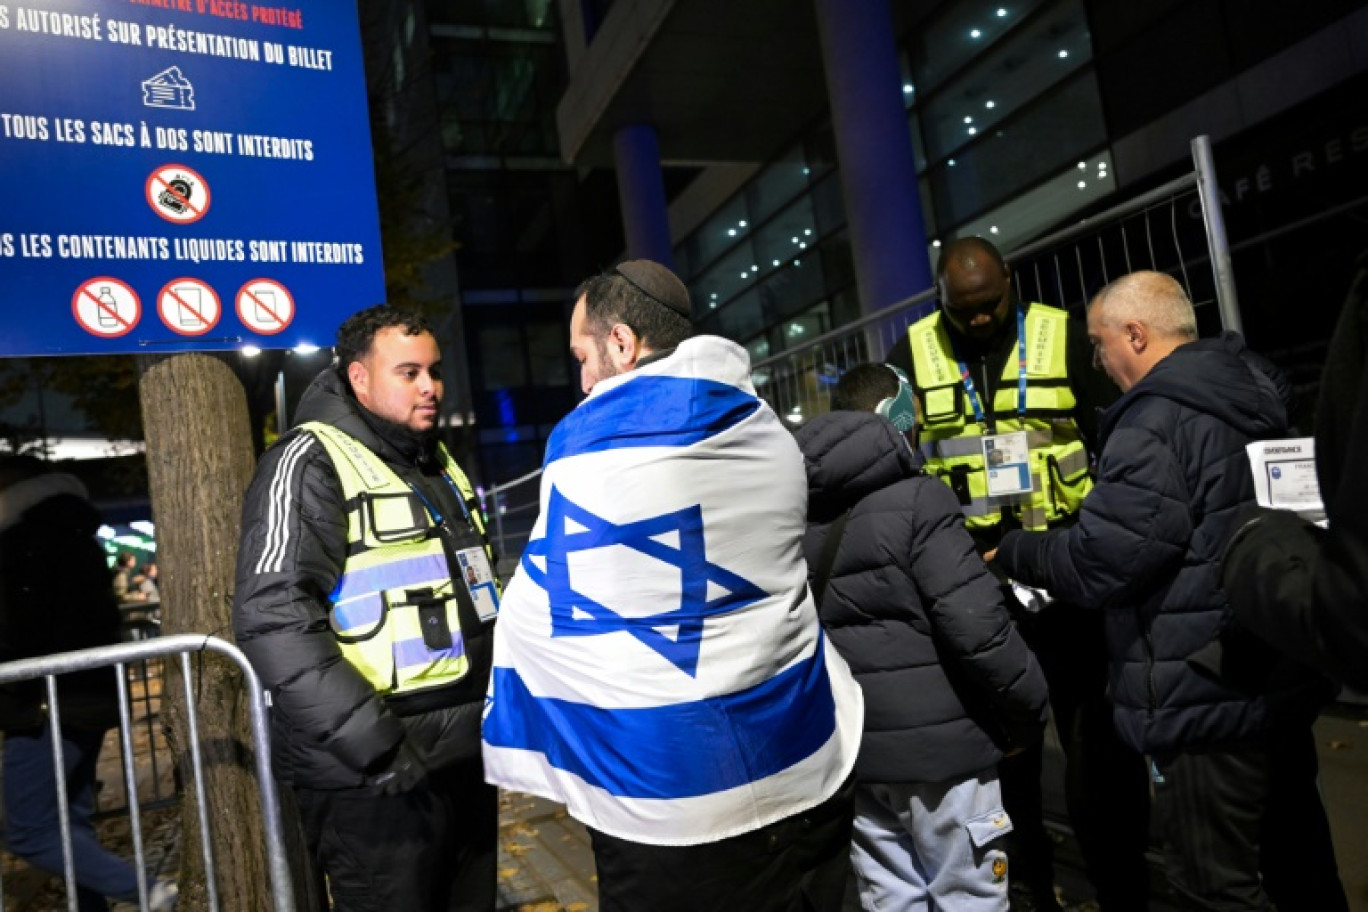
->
[[409, 470, 474, 528], [954, 305, 1027, 425]]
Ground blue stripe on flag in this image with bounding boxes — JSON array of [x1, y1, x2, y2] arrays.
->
[[394, 635, 464, 669], [332, 592, 383, 631], [545, 375, 759, 465], [483, 637, 837, 799], [330, 554, 450, 604]]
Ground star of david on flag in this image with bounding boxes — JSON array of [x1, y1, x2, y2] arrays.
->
[[520, 484, 767, 677]]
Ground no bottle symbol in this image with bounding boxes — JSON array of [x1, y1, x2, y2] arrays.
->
[[72, 278, 140, 337], [146, 164, 210, 224]]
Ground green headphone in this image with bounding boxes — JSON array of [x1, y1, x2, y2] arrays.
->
[[875, 365, 918, 433]]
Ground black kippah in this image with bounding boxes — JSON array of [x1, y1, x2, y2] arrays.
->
[[613, 260, 691, 317]]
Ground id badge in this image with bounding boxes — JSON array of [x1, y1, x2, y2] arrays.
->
[[456, 547, 500, 621], [981, 431, 1032, 498]]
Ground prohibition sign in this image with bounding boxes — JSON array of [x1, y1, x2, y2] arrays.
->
[[157, 278, 221, 336], [146, 164, 211, 224], [71, 277, 141, 338], [236, 279, 294, 335]]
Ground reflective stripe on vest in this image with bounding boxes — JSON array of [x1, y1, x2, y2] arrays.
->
[[300, 422, 489, 696], [906, 304, 1094, 531]]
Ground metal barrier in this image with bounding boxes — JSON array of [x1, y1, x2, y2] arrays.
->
[[480, 135, 1241, 558], [753, 134, 1242, 421], [0, 635, 295, 912], [481, 468, 543, 580]]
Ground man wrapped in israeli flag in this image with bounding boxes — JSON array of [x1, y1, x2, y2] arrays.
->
[[483, 261, 863, 911]]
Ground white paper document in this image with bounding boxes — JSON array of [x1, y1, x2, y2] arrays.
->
[[1245, 437, 1323, 514]]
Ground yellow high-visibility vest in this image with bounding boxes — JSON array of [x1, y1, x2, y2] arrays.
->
[[301, 422, 496, 695], [906, 304, 1093, 531]]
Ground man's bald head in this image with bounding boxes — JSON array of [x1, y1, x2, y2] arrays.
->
[[935, 237, 1013, 341], [1090, 271, 1198, 342], [1086, 271, 1197, 391]]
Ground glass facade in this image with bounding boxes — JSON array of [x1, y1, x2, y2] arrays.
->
[[673, 0, 1111, 364]]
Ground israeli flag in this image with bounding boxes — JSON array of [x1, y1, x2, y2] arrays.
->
[[483, 336, 862, 846]]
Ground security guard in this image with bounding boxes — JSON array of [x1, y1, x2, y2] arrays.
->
[[234, 305, 499, 912], [886, 237, 1148, 912]]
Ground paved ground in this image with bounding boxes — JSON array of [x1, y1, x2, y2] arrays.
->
[[3, 657, 1365, 911]]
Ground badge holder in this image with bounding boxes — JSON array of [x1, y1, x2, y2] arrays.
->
[[981, 431, 1038, 508], [455, 547, 500, 621]]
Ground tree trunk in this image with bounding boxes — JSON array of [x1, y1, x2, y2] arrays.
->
[[137, 353, 323, 911]]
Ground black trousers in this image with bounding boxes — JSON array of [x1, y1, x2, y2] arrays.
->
[[588, 775, 856, 912], [1000, 599, 1151, 911], [1153, 726, 1346, 912], [294, 758, 498, 912]]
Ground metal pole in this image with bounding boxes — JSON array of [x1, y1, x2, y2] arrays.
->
[[274, 369, 289, 433], [1192, 134, 1244, 334]]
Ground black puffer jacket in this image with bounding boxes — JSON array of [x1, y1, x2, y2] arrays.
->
[[797, 411, 1048, 784], [0, 474, 123, 733], [998, 335, 1333, 754], [233, 369, 492, 788]]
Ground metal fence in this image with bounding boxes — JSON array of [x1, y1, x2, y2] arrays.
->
[[753, 134, 1241, 421], [480, 135, 1240, 562], [0, 635, 294, 912]]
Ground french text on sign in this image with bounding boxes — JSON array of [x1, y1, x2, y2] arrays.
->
[[72, 278, 140, 338], [158, 278, 221, 336], [236, 278, 294, 335], [147, 164, 211, 224]]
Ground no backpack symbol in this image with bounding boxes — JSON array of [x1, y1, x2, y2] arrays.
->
[[146, 164, 210, 224], [157, 278, 221, 335], [236, 279, 294, 335], [72, 277, 141, 338]]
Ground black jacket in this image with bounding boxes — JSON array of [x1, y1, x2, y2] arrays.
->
[[797, 411, 1048, 784], [232, 369, 492, 788], [1222, 258, 1368, 688], [997, 335, 1332, 754], [0, 474, 123, 732]]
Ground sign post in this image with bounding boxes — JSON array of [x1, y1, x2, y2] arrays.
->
[[0, 1, 385, 356]]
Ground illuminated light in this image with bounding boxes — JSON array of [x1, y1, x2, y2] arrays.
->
[[990, 226, 999, 234], [1077, 161, 1087, 169], [971, 29, 981, 38], [799, 242, 807, 249], [740, 272, 748, 279], [903, 84, 914, 94], [709, 302, 717, 309], [241, 345, 262, 357], [804, 229, 812, 235], [948, 159, 957, 166], [727, 229, 737, 237], [985, 100, 996, 109], [1077, 180, 1087, 189], [792, 259, 801, 266], [710, 292, 718, 298], [1058, 49, 1069, 58], [792, 237, 800, 244], [1098, 161, 1108, 170], [964, 116, 973, 124], [785, 412, 803, 425], [968, 127, 978, 135], [997, 7, 1007, 16], [932, 240, 942, 248], [738, 220, 747, 227], [293, 343, 320, 354], [751, 265, 758, 272], [802, 167, 810, 175], [772, 259, 780, 267]]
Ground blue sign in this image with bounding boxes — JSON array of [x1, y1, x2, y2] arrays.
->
[[0, 1, 385, 355]]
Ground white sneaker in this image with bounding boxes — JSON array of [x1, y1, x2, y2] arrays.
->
[[148, 880, 178, 911]]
